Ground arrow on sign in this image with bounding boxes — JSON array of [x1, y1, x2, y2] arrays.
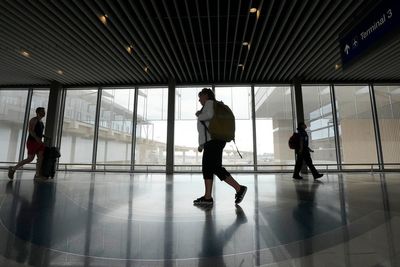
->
[[344, 44, 350, 55]]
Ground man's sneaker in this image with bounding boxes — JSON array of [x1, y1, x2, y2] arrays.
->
[[235, 186, 247, 204], [314, 173, 324, 179], [193, 196, 213, 205], [292, 175, 303, 180], [8, 167, 15, 180]]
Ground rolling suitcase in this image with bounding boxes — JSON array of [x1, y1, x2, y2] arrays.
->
[[41, 146, 61, 178]]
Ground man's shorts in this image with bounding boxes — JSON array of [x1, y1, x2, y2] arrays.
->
[[26, 139, 45, 155]]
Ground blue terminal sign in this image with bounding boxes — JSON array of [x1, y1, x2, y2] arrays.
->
[[339, 0, 400, 68]]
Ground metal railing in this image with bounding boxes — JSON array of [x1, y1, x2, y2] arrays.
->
[[1, 162, 400, 173]]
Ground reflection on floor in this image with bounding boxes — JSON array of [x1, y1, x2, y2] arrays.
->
[[0, 171, 399, 267]]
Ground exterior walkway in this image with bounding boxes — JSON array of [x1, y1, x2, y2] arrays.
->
[[0, 171, 399, 267]]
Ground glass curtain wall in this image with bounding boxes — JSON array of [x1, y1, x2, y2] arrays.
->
[[334, 85, 378, 168], [373, 85, 400, 169], [254, 86, 293, 170], [59, 89, 98, 169], [302, 85, 337, 168], [96, 88, 135, 170], [0, 90, 28, 166], [214, 86, 253, 170], [135, 87, 168, 171], [174, 87, 205, 171], [4, 83, 400, 171]]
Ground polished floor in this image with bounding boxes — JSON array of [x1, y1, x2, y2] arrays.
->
[[0, 171, 399, 267]]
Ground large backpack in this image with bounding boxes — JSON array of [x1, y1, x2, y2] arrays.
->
[[288, 132, 300, 149], [208, 101, 235, 142]]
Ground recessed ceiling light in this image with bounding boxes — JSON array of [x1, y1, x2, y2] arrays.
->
[[335, 64, 342, 70], [56, 69, 64, 75], [126, 44, 134, 54], [144, 66, 149, 73], [250, 8, 257, 13], [242, 42, 249, 46], [238, 64, 245, 70], [99, 14, 108, 25], [20, 50, 31, 58]]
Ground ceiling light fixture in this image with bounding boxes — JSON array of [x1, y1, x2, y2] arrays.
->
[[335, 64, 342, 70], [99, 14, 108, 25], [144, 66, 149, 73], [243, 42, 251, 50], [56, 69, 64, 75], [127, 44, 134, 54], [257, 10, 261, 19], [20, 50, 31, 58], [238, 64, 244, 71], [250, 8, 257, 13]]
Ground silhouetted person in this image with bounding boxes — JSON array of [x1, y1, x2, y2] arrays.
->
[[292, 122, 323, 180], [196, 205, 247, 266], [193, 88, 247, 205], [5, 181, 55, 266], [292, 180, 322, 259], [8, 107, 48, 181]]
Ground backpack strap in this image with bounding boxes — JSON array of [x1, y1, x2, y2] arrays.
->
[[233, 140, 243, 159], [201, 121, 208, 142]]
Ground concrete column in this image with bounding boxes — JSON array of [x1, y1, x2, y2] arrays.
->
[[166, 78, 176, 174], [45, 82, 63, 147], [293, 80, 307, 173], [293, 80, 304, 125]]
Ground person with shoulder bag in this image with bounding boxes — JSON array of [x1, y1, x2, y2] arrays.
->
[[193, 88, 247, 206], [292, 122, 324, 180]]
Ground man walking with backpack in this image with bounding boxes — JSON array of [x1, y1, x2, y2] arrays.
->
[[292, 122, 324, 180], [193, 88, 247, 205]]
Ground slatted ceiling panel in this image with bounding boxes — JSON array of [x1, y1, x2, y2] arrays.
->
[[243, 0, 273, 82], [0, 0, 399, 87], [38, 3, 114, 83], [248, 0, 282, 82], [258, 1, 297, 81], [275, 1, 341, 81], [171, 0, 198, 81], [195, 0, 208, 81], [222, 0, 230, 81], [206, 0, 214, 82], [76, 0, 148, 83], [232, 1, 252, 81], [96, 1, 154, 83], [152, 0, 187, 82], [185, 0, 204, 81], [262, 0, 307, 81], [119, 1, 166, 82], [282, 0, 360, 81], [228, 0, 246, 82], [239, 0, 263, 81], [39, 1, 123, 84], [280, 0, 335, 81], [139, 0, 180, 81]]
